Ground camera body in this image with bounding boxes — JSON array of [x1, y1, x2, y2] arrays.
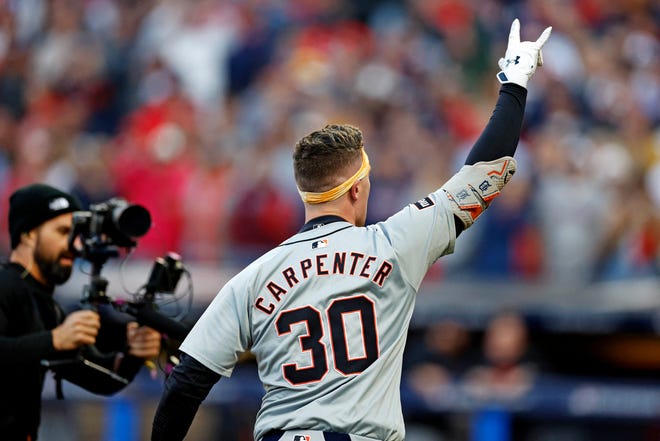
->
[[70, 198, 152, 259], [67, 198, 189, 332], [46, 197, 191, 385]]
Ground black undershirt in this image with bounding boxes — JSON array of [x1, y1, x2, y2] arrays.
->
[[465, 83, 526, 165]]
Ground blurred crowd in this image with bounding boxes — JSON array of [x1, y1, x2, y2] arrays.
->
[[403, 311, 537, 440], [0, 0, 658, 284]]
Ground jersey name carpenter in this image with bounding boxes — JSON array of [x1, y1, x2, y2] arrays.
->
[[255, 251, 394, 315]]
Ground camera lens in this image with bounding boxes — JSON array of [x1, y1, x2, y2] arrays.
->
[[113, 204, 151, 237]]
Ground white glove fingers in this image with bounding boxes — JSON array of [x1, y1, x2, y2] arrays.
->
[[508, 18, 521, 45], [535, 26, 552, 48]]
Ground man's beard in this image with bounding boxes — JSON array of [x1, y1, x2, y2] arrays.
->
[[34, 248, 73, 286]]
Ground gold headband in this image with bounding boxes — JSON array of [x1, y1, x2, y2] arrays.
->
[[298, 149, 371, 204]]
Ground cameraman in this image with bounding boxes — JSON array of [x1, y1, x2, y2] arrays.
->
[[0, 183, 162, 441]]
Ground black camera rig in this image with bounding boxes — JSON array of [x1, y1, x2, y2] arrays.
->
[[68, 198, 190, 337], [42, 197, 192, 390]]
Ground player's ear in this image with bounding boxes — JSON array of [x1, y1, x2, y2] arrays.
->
[[349, 180, 361, 202]]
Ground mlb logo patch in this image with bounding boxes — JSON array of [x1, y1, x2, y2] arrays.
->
[[293, 436, 311, 441], [312, 239, 328, 249]]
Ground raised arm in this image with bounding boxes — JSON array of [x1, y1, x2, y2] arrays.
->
[[466, 19, 552, 165], [445, 19, 552, 235]]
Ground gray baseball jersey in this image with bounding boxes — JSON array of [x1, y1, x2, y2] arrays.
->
[[180, 187, 456, 441]]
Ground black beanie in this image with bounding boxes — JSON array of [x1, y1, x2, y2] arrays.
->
[[8, 183, 82, 249]]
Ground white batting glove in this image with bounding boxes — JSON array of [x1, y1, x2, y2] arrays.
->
[[496, 19, 552, 88]]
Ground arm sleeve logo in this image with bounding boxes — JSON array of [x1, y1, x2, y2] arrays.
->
[[413, 197, 435, 210]]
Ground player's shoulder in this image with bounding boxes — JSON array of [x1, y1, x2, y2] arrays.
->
[[224, 247, 288, 288], [377, 190, 452, 225]]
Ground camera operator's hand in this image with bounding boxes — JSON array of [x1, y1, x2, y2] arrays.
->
[[52, 310, 101, 350], [126, 322, 161, 359]]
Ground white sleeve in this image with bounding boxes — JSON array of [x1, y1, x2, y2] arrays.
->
[[179, 279, 252, 377], [375, 188, 456, 291]]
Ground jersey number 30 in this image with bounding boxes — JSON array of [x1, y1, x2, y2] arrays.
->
[[276, 295, 379, 385]]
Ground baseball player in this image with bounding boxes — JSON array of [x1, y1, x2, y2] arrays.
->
[[151, 19, 551, 441]]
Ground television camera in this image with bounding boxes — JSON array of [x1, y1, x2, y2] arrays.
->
[[42, 198, 192, 390]]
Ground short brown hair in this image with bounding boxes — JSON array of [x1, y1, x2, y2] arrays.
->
[[293, 124, 364, 192]]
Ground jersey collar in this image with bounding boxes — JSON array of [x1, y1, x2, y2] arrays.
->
[[299, 215, 348, 233]]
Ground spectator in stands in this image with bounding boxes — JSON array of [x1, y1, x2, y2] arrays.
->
[[462, 311, 537, 402]]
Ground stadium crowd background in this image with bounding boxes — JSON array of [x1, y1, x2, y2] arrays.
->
[[0, 0, 659, 440], [0, 0, 657, 283]]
